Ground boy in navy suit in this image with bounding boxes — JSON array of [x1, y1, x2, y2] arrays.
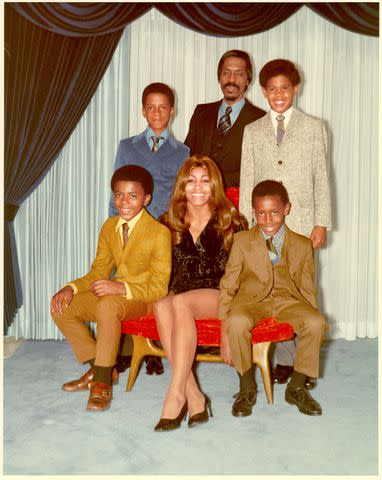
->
[[110, 82, 189, 374]]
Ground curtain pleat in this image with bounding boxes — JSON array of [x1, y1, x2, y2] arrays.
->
[[308, 2, 379, 37], [11, 2, 151, 36], [4, 5, 124, 332], [8, 27, 131, 339]]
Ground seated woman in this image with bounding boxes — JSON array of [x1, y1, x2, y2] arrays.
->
[[154, 154, 247, 431]]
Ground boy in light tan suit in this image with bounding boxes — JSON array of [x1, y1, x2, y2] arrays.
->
[[51, 165, 172, 412], [219, 180, 328, 417]]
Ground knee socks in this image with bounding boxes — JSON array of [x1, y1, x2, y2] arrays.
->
[[238, 367, 257, 392]]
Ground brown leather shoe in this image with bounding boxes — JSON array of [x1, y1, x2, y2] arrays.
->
[[86, 382, 112, 412], [61, 367, 119, 392]]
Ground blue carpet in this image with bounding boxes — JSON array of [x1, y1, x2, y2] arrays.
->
[[3, 338, 378, 475]]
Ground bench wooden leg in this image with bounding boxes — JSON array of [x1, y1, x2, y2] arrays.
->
[[252, 341, 273, 404], [126, 335, 165, 392]]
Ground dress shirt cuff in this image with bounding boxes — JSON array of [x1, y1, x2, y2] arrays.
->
[[65, 283, 78, 295], [123, 282, 133, 300]]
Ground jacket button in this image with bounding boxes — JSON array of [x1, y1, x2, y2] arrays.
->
[[278, 160, 283, 165]]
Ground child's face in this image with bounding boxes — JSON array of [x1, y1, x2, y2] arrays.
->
[[262, 75, 298, 114], [113, 180, 151, 221], [253, 195, 290, 237], [185, 167, 211, 208], [142, 93, 174, 136]]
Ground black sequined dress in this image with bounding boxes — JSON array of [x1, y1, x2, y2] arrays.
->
[[169, 221, 229, 295]]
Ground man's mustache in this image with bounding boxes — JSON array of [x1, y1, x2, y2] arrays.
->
[[223, 82, 239, 89]]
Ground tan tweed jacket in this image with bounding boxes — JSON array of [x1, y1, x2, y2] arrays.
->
[[239, 109, 331, 237]]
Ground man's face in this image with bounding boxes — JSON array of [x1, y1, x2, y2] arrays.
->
[[113, 180, 151, 221], [253, 195, 290, 237], [142, 93, 174, 136], [219, 56, 249, 105], [262, 75, 298, 114]]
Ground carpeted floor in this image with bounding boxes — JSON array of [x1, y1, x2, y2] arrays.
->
[[3, 338, 378, 475]]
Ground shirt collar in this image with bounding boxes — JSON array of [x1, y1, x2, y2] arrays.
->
[[220, 97, 245, 116], [270, 106, 294, 123], [145, 127, 169, 143], [115, 208, 144, 234], [261, 223, 286, 252]]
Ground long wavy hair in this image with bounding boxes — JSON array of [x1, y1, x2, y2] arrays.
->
[[161, 155, 248, 251]]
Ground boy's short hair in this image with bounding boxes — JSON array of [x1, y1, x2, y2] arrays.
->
[[141, 82, 175, 107], [111, 165, 154, 195], [259, 59, 301, 88], [217, 50, 253, 84], [252, 180, 290, 207]]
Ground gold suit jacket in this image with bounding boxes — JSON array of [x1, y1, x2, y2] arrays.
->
[[218, 224, 317, 321], [71, 209, 172, 303]]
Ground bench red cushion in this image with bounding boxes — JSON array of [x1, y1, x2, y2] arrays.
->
[[121, 313, 294, 346]]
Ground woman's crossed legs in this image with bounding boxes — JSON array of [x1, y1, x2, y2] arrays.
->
[[154, 288, 219, 419]]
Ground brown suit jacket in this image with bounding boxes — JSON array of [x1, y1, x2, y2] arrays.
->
[[184, 99, 265, 187], [218, 224, 317, 321], [71, 209, 172, 304]]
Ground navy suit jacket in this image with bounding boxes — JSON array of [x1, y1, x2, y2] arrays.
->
[[109, 131, 189, 218], [184, 99, 265, 187]]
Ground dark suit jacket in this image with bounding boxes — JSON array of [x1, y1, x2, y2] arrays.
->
[[185, 99, 265, 187]]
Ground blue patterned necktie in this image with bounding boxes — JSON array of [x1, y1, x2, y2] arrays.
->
[[217, 106, 232, 136]]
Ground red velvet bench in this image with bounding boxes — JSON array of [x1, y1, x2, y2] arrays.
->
[[121, 314, 294, 404]]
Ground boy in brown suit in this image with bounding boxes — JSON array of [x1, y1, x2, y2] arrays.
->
[[51, 165, 172, 412], [219, 180, 328, 417]]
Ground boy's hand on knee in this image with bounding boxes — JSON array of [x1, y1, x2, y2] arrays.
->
[[220, 332, 234, 366], [50, 286, 74, 314], [310, 226, 327, 249], [90, 279, 126, 297]]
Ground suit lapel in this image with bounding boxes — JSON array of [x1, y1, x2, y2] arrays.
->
[[282, 109, 302, 144], [120, 209, 150, 261], [205, 101, 221, 151], [133, 134, 154, 161], [248, 226, 272, 284]]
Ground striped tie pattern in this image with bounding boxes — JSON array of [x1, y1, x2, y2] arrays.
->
[[217, 106, 232, 136], [122, 223, 129, 248], [151, 136, 163, 152], [266, 237, 278, 256]]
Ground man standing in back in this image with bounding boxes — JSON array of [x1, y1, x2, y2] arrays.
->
[[185, 50, 265, 188]]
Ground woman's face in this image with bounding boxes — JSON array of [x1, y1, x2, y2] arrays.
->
[[184, 166, 212, 207]]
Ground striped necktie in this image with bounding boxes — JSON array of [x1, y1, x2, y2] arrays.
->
[[151, 136, 163, 152], [122, 223, 129, 248], [266, 237, 278, 256], [217, 106, 232, 136]]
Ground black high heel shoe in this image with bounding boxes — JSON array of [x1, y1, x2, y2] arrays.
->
[[188, 394, 213, 428], [154, 402, 188, 432]]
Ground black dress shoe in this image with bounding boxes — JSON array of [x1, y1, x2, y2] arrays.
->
[[232, 390, 257, 417], [272, 364, 294, 384], [305, 377, 317, 390], [115, 355, 132, 374], [285, 385, 322, 416], [145, 356, 164, 376], [154, 402, 188, 432], [188, 394, 213, 428]]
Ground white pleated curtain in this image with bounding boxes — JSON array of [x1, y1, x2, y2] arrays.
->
[[9, 6, 378, 340]]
